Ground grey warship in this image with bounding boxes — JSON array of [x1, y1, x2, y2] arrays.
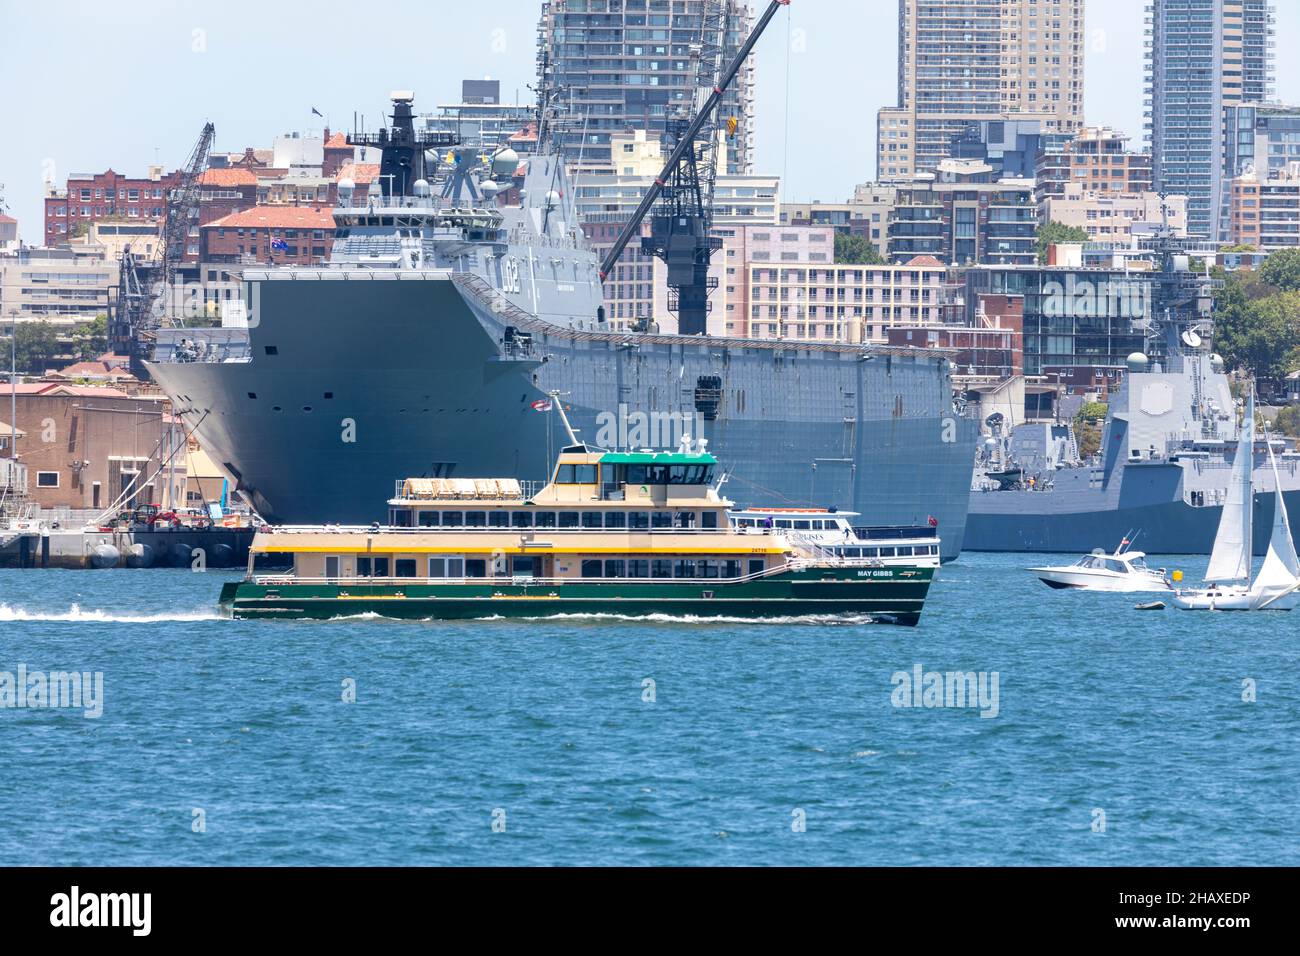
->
[[147, 93, 979, 560], [965, 235, 1300, 554]]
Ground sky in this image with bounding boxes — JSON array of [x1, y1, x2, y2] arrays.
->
[[1, 0, 1299, 238]]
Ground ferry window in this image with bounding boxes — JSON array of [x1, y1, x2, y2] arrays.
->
[[748, 559, 765, 576], [357, 557, 371, 577], [581, 512, 603, 529], [575, 464, 598, 484], [863, 548, 879, 558], [646, 465, 669, 484], [651, 512, 673, 529], [489, 511, 510, 528], [604, 512, 627, 529], [701, 512, 718, 529], [512, 512, 533, 528], [581, 560, 603, 578], [723, 560, 741, 578], [794, 520, 812, 530], [512, 557, 536, 576], [428, 558, 447, 578], [674, 511, 696, 529], [325, 556, 340, 579], [556, 464, 576, 483], [776, 519, 793, 528], [373, 557, 390, 577], [418, 511, 439, 527], [674, 560, 696, 578], [879, 547, 896, 558], [601, 464, 620, 487], [700, 561, 721, 579], [628, 511, 649, 529], [396, 559, 417, 578], [897, 546, 913, 556], [558, 512, 580, 529], [652, 560, 673, 578], [441, 511, 463, 527], [627, 559, 650, 578], [465, 560, 487, 578], [535, 512, 557, 528], [626, 465, 648, 484], [447, 558, 464, 577], [604, 560, 625, 578], [465, 511, 487, 528]]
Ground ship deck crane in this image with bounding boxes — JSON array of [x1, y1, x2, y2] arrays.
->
[[598, 0, 790, 336]]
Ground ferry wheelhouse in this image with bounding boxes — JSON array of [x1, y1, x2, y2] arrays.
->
[[219, 440, 936, 625]]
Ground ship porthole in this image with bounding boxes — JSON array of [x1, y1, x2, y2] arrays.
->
[[272, 406, 282, 412], [302, 406, 313, 413]]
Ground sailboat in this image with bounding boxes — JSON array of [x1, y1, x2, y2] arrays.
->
[[1173, 391, 1300, 611]]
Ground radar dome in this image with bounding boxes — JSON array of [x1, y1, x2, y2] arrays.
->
[[480, 180, 501, 198], [1210, 353, 1225, 371], [1126, 352, 1149, 373], [491, 147, 520, 178], [544, 190, 561, 208], [337, 177, 355, 205], [413, 178, 431, 197]]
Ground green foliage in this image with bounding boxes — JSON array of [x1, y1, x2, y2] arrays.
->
[[1274, 405, 1300, 438], [834, 232, 884, 265], [1035, 220, 1089, 264], [1219, 243, 1257, 253], [1074, 401, 1109, 425], [1076, 422, 1102, 460], [72, 314, 109, 361], [10, 321, 62, 374], [1259, 248, 1300, 293]]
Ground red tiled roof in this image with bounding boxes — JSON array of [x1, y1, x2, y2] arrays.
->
[[206, 205, 335, 230], [905, 255, 944, 267], [12, 383, 134, 398], [54, 359, 135, 379], [325, 132, 350, 149], [0, 214, 16, 224], [337, 162, 379, 185], [200, 168, 259, 187]]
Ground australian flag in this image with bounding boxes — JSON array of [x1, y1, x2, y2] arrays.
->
[[270, 238, 289, 252]]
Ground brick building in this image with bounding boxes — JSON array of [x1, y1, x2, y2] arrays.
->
[[1035, 127, 1153, 201], [200, 206, 335, 267], [44, 167, 181, 244]]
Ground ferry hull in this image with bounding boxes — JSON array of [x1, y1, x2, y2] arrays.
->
[[218, 566, 935, 626]]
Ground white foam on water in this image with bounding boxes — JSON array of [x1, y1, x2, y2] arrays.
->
[[0, 602, 222, 623]]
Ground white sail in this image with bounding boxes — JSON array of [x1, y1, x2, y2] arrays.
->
[[1250, 433, 1300, 602], [1204, 392, 1254, 584]]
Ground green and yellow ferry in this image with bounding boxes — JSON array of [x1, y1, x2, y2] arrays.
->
[[219, 437, 935, 625]]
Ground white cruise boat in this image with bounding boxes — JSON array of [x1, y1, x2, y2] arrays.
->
[[728, 508, 941, 568], [1030, 542, 1172, 592]]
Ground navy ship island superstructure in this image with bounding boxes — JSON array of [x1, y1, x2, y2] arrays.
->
[[965, 234, 1300, 554], [147, 93, 979, 560]]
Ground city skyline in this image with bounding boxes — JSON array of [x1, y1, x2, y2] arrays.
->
[[2, 0, 1300, 238]]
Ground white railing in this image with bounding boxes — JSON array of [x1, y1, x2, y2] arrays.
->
[[250, 563, 803, 588]]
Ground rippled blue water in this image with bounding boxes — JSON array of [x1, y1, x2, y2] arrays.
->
[[0, 553, 1295, 866]]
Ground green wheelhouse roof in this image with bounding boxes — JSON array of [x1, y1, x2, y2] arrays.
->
[[599, 452, 718, 465]]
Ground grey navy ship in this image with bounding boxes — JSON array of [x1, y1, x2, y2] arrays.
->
[[147, 93, 979, 560], [965, 236, 1300, 554]]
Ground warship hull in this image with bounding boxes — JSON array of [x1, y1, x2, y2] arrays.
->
[[966, 487, 1300, 555], [150, 273, 979, 560]]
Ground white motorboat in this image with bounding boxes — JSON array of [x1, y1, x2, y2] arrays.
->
[[1173, 392, 1300, 611], [1030, 541, 1172, 592]]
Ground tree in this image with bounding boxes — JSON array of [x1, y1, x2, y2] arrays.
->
[[1073, 401, 1108, 460], [11, 321, 62, 374], [72, 314, 109, 361], [834, 232, 884, 265], [1274, 405, 1300, 438], [1260, 248, 1300, 293], [1035, 220, 1089, 264]]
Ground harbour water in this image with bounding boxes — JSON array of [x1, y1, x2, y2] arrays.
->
[[0, 554, 1295, 866]]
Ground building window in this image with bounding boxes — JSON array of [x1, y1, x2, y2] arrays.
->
[[37, 471, 60, 488]]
